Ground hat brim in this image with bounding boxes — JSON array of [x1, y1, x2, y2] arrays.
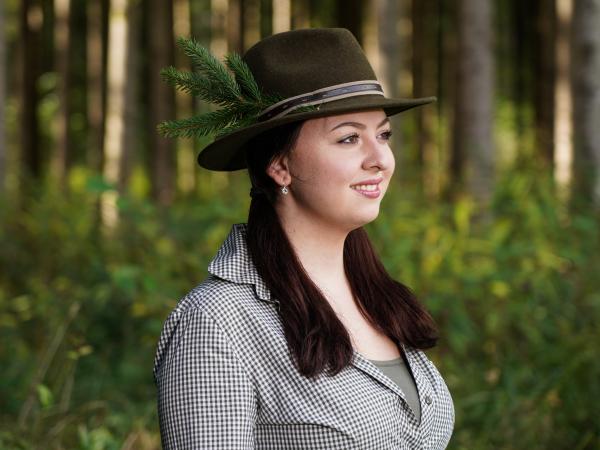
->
[[197, 94, 436, 171]]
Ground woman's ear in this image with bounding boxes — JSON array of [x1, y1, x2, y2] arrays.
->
[[267, 154, 292, 186]]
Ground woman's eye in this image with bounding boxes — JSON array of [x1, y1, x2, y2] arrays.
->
[[379, 130, 393, 141], [338, 130, 393, 144], [339, 133, 359, 144]]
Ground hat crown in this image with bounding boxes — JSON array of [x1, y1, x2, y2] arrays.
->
[[242, 28, 378, 100]]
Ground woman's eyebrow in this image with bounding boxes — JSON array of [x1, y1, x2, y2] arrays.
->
[[329, 117, 390, 132]]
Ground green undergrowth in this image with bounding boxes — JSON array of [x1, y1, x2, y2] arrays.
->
[[0, 166, 598, 449]]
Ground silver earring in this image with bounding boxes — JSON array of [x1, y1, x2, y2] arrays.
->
[[281, 185, 289, 195]]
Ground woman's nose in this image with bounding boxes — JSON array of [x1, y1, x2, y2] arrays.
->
[[362, 135, 394, 172]]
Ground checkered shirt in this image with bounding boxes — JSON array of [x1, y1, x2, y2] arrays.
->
[[154, 223, 455, 449]]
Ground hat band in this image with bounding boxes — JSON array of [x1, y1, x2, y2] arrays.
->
[[256, 80, 385, 122]]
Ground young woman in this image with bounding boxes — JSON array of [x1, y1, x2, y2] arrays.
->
[[154, 28, 454, 449]]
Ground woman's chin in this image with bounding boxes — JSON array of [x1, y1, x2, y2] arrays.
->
[[346, 208, 381, 229]]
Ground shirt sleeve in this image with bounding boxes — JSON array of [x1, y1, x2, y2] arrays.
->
[[155, 307, 257, 449]]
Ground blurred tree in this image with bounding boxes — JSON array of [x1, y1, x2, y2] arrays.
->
[[52, 0, 72, 189], [533, 0, 556, 167], [243, 0, 261, 47], [123, 0, 140, 185], [227, 0, 243, 52], [291, 0, 310, 29], [211, 0, 227, 55], [260, 0, 273, 37], [335, 0, 363, 44], [412, 0, 441, 198], [148, 0, 175, 206], [273, 0, 291, 33], [453, 0, 494, 207], [18, 0, 43, 190], [376, 0, 400, 100], [511, 0, 534, 148], [571, 0, 600, 207], [86, 0, 108, 173], [553, 0, 572, 196], [173, 0, 196, 194], [102, 0, 133, 228], [0, 0, 5, 192]]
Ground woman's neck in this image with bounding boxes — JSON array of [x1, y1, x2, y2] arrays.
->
[[277, 211, 349, 292]]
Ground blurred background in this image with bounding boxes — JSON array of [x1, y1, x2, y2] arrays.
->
[[1, 0, 599, 449]]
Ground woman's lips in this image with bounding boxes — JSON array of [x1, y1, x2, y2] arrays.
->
[[350, 182, 382, 198]]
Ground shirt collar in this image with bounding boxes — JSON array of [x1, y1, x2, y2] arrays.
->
[[207, 223, 277, 306]]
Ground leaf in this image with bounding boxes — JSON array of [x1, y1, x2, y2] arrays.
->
[[36, 384, 54, 409]]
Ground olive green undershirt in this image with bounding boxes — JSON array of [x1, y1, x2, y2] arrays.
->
[[367, 355, 421, 424]]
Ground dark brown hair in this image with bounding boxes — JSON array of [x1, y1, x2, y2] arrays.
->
[[244, 121, 439, 379]]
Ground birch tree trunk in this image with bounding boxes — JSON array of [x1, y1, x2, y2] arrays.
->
[[273, 0, 291, 34], [102, 0, 129, 229], [571, 0, 600, 206], [453, 0, 495, 205], [553, 0, 573, 196]]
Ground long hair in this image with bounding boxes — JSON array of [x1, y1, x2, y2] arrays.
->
[[244, 121, 439, 379]]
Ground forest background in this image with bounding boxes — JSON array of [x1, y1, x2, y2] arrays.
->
[[0, 0, 599, 449]]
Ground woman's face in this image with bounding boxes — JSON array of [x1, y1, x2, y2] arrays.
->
[[269, 109, 395, 231]]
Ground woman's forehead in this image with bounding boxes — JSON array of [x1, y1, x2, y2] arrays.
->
[[307, 109, 388, 133]]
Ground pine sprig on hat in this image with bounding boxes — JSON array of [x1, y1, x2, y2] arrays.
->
[[158, 37, 316, 140]]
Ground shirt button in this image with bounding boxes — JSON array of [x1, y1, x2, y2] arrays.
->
[[425, 395, 432, 405]]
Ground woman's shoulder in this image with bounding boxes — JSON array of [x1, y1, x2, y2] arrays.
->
[[153, 275, 275, 377], [163, 275, 270, 336]]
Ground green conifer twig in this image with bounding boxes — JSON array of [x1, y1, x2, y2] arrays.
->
[[158, 36, 316, 140]]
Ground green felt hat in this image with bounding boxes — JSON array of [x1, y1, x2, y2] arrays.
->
[[160, 28, 436, 171]]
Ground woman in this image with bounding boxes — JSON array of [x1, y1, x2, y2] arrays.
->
[[154, 28, 454, 449]]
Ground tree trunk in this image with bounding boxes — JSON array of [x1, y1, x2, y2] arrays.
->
[[244, 0, 261, 48], [0, 0, 6, 192], [453, 0, 495, 205], [19, 0, 43, 189], [189, 0, 211, 191], [533, 0, 556, 168], [372, 0, 404, 177], [102, 0, 130, 229], [291, 0, 310, 29], [122, 0, 139, 189], [173, 0, 195, 194], [412, 0, 440, 198], [553, 0, 573, 195], [87, 0, 108, 173], [335, 0, 363, 44], [227, 0, 243, 53], [260, 0, 273, 38], [53, 0, 72, 189], [571, 0, 600, 206], [148, 0, 175, 206], [273, 0, 291, 34], [376, 0, 400, 99], [211, 0, 228, 55]]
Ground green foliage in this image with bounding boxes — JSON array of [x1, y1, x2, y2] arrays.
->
[[369, 168, 600, 450], [1, 166, 599, 449]]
